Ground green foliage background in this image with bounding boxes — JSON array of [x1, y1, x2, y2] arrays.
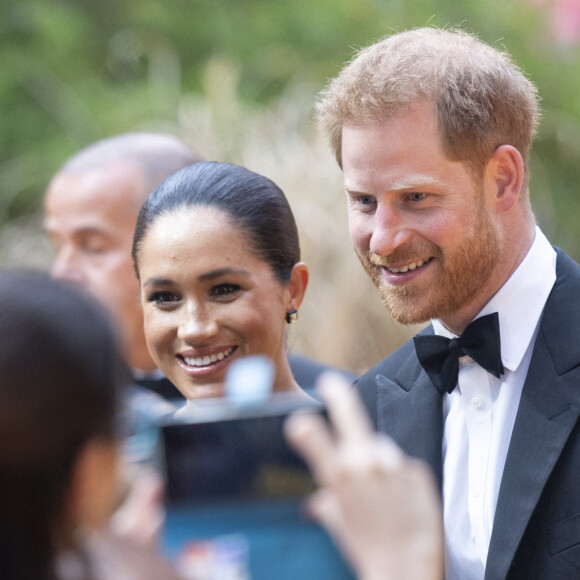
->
[[1, 0, 580, 370]]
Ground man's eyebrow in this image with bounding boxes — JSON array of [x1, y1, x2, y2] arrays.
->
[[388, 176, 443, 191], [345, 175, 443, 194], [43, 224, 105, 237]]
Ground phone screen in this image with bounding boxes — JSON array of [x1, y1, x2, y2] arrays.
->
[[163, 413, 314, 504], [160, 401, 354, 580]]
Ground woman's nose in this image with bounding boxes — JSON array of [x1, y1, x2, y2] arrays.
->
[[177, 305, 219, 342]]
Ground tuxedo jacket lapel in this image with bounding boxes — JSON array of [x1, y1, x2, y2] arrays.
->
[[485, 248, 580, 579], [375, 349, 444, 487], [485, 336, 580, 579]]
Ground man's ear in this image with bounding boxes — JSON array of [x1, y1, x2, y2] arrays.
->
[[67, 438, 121, 531], [286, 262, 309, 312], [486, 145, 525, 213]]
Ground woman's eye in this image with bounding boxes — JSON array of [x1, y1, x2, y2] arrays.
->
[[146, 291, 180, 306], [211, 283, 241, 298]]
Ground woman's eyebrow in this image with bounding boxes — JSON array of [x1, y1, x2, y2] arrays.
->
[[142, 268, 252, 288], [198, 267, 251, 281], [142, 277, 173, 288]]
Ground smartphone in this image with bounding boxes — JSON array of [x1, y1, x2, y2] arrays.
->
[[160, 394, 354, 580]]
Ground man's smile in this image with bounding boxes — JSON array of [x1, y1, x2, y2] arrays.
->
[[384, 257, 434, 274]]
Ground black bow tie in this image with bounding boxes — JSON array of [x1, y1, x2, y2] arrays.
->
[[413, 312, 505, 395]]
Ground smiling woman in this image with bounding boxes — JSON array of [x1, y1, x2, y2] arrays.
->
[[131, 161, 310, 401]]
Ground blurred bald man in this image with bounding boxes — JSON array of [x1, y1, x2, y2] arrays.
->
[[44, 132, 201, 400]]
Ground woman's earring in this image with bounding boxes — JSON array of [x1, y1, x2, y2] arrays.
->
[[286, 309, 298, 324]]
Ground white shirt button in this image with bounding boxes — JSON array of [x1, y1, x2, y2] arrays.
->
[[471, 396, 483, 409]]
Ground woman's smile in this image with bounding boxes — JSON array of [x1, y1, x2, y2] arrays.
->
[[179, 346, 236, 368], [176, 346, 238, 378]]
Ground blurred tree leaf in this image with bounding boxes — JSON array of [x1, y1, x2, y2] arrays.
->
[[1, 0, 580, 259]]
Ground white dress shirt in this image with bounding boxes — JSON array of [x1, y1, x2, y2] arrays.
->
[[433, 227, 557, 580]]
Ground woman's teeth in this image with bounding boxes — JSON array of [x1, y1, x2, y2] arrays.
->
[[183, 347, 234, 367]]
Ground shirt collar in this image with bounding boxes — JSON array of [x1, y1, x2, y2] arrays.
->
[[432, 226, 556, 372]]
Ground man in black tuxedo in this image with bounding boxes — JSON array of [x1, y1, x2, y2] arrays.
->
[[316, 27, 580, 579]]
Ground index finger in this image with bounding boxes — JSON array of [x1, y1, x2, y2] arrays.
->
[[316, 372, 375, 444]]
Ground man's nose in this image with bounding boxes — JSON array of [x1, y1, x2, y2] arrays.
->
[[369, 205, 412, 256], [50, 247, 85, 284]]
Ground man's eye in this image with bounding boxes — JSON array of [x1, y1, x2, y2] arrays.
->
[[146, 291, 179, 305], [80, 240, 108, 254], [211, 283, 241, 298], [408, 192, 427, 202], [352, 195, 376, 211]]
